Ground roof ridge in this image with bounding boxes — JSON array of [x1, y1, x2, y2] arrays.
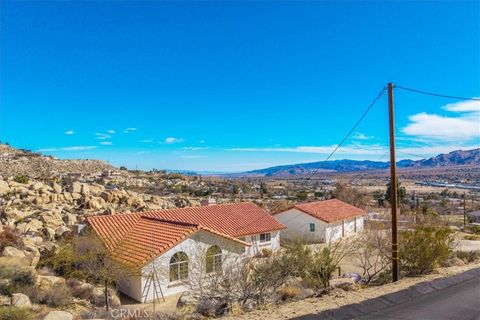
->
[[140, 215, 200, 227]]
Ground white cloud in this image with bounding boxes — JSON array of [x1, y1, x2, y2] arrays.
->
[[199, 140, 206, 144], [100, 141, 112, 145], [107, 130, 116, 134], [61, 146, 97, 151], [95, 133, 111, 140], [402, 112, 479, 141], [165, 137, 184, 144], [352, 132, 373, 140], [228, 145, 386, 155], [402, 100, 480, 141], [37, 148, 57, 152], [443, 99, 480, 113], [65, 130, 75, 135], [124, 127, 137, 133], [183, 146, 208, 150]]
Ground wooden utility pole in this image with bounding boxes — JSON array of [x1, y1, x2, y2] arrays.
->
[[463, 192, 467, 232], [388, 82, 399, 282]]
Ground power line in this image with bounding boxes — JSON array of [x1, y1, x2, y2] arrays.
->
[[395, 85, 480, 101], [305, 86, 387, 180]]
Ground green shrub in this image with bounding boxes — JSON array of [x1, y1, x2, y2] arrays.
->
[[0, 261, 36, 295], [0, 307, 35, 320], [456, 251, 480, 263], [304, 247, 336, 290], [399, 225, 454, 276], [13, 175, 29, 184]]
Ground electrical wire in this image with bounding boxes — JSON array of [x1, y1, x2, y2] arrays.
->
[[395, 85, 480, 101], [305, 86, 387, 180]]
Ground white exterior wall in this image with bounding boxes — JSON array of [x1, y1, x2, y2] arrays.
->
[[275, 209, 365, 243], [241, 230, 281, 256], [274, 209, 329, 243], [119, 230, 245, 302]]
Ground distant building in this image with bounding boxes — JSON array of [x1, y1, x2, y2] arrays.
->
[[467, 210, 480, 224], [273, 199, 366, 243]]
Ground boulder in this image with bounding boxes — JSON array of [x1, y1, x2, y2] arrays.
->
[[2, 246, 26, 259], [0, 294, 10, 306], [22, 218, 43, 233], [11, 293, 31, 307], [84, 197, 104, 210], [89, 183, 105, 195], [100, 191, 115, 203], [43, 311, 73, 320], [0, 180, 11, 196], [52, 182, 63, 193], [69, 182, 82, 194], [64, 213, 78, 226], [55, 226, 71, 238], [37, 275, 66, 290], [80, 184, 90, 196], [330, 277, 356, 291], [31, 182, 44, 191], [23, 244, 41, 267]]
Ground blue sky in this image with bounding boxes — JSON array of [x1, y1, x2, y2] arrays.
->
[[1, 1, 479, 172]]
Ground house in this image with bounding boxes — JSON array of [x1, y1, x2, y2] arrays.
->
[[86, 202, 285, 301], [272, 199, 366, 243]]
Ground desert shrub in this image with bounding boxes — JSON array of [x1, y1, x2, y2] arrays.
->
[[0, 227, 23, 250], [13, 175, 29, 184], [283, 240, 312, 278], [277, 286, 300, 301], [0, 261, 36, 295], [464, 234, 480, 240], [353, 229, 390, 284], [67, 278, 95, 300], [260, 248, 273, 257], [456, 251, 480, 263], [399, 225, 455, 276], [470, 225, 480, 235], [0, 306, 35, 320], [304, 240, 353, 290], [32, 283, 73, 307]]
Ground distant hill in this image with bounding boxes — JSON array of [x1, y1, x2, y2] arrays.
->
[[0, 144, 115, 178], [241, 149, 480, 177]]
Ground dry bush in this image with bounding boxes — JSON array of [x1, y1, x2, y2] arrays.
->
[[0, 259, 36, 295], [277, 286, 300, 301], [0, 227, 23, 250], [66, 278, 95, 301], [0, 306, 35, 320], [455, 251, 480, 263], [353, 229, 390, 284], [29, 283, 73, 307]]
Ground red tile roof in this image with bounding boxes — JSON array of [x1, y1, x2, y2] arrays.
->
[[141, 202, 285, 237], [275, 199, 365, 223], [87, 202, 284, 266]]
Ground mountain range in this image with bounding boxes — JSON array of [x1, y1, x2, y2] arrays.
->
[[241, 148, 480, 177]]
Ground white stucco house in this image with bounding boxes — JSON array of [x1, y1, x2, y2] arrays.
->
[[87, 202, 285, 302], [272, 199, 366, 243]]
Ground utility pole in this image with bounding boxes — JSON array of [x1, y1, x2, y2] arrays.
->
[[388, 82, 399, 282], [463, 192, 466, 232]]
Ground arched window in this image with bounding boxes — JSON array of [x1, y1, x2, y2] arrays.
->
[[169, 252, 189, 282], [206, 245, 222, 274]]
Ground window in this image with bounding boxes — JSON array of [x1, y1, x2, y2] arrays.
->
[[169, 252, 189, 282], [259, 233, 271, 243], [309, 223, 315, 232], [206, 245, 222, 273]]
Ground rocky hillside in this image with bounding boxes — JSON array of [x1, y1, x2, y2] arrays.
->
[[0, 144, 115, 178], [242, 149, 480, 177]]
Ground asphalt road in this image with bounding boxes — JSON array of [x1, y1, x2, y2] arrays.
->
[[355, 276, 480, 320]]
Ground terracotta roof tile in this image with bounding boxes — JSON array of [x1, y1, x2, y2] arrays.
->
[[275, 199, 365, 223], [87, 202, 282, 267]]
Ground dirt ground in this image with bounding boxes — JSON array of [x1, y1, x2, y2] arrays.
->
[[224, 263, 480, 320]]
